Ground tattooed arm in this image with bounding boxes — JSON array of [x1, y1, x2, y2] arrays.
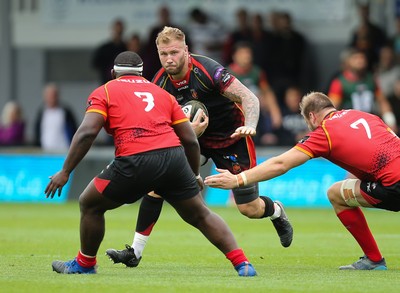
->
[[222, 78, 260, 136]]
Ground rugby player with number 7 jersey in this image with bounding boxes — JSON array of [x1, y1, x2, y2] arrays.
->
[[205, 91, 400, 270]]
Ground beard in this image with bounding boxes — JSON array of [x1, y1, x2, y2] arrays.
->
[[164, 56, 185, 76]]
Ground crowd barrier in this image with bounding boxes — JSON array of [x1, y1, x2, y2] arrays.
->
[[0, 147, 347, 207], [0, 152, 70, 203]]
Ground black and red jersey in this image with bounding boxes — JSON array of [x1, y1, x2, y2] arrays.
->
[[152, 54, 245, 149]]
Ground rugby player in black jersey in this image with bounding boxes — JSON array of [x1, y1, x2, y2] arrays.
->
[[106, 26, 293, 268]]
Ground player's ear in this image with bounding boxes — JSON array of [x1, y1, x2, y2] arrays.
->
[[111, 69, 116, 79], [309, 112, 317, 124]]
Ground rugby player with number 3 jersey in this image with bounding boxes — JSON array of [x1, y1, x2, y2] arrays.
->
[[45, 51, 256, 276]]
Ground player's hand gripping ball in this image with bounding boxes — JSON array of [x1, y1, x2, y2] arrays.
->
[[182, 100, 208, 121], [182, 100, 209, 137]]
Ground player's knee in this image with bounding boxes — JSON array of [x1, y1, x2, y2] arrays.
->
[[237, 203, 260, 218], [186, 208, 211, 228], [327, 184, 336, 203], [78, 195, 93, 214], [328, 180, 361, 208], [174, 198, 210, 227], [327, 182, 341, 205]]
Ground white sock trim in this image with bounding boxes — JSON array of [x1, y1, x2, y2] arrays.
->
[[270, 203, 281, 220], [132, 232, 149, 258]]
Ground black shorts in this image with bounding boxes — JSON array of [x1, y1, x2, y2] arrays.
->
[[201, 136, 255, 174], [202, 136, 259, 204], [94, 146, 199, 204], [360, 180, 400, 212]]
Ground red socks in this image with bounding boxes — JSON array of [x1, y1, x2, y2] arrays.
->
[[76, 251, 96, 268], [225, 248, 249, 267], [337, 208, 382, 262]]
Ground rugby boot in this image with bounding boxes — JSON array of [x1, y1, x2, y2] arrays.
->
[[271, 200, 293, 247], [106, 244, 141, 267], [234, 261, 257, 277], [52, 258, 96, 274], [339, 255, 387, 270]]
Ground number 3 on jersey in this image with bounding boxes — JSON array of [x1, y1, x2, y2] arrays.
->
[[134, 92, 155, 112], [350, 118, 371, 139]]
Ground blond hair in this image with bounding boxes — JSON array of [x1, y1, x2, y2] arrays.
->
[[2, 101, 23, 126], [155, 26, 186, 46], [299, 92, 335, 118]]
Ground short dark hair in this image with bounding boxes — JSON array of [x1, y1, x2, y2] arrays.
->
[[233, 41, 253, 54], [113, 51, 143, 76]]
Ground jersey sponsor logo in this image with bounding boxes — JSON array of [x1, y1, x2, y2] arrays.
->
[[190, 89, 198, 99], [177, 85, 189, 91], [86, 99, 93, 109], [176, 80, 187, 86], [222, 72, 232, 84], [330, 110, 349, 120], [214, 67, 232, 85], [223, 154, 242, 173], [214, 68, 223, 80], [366, 182, 377, 192], [117, 78, 150, 84], [299, 135, 310, 143]]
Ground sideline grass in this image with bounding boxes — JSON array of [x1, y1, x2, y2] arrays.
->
[[0, 202, 399, 293]]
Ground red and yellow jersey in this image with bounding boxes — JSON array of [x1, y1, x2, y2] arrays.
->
[[86, 75, 188, 157], [295, 109, 400, 186]]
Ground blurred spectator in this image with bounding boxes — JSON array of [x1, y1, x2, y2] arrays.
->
[[387, 79, 400, 134], [375, 44, 400, 97], [325, 48, 352, 93], [392, 16, 400, 64], [328, 48, 397, 131], [249, 13, 275, 80], [227, 41, 281, 146], [34, 83, 78, 152], [0, 101, 25, 146], [127, 33, 145, 56], [92, 18, 127, 84], [275, 86, 308, 146], [142, 6, 185, 80], [349, 3, 387, 70], [268, 11, 308, 102], [186, 7, 226, 63], [222, 8, 252, 65]]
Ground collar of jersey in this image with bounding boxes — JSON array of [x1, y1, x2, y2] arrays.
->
[[170, 59, 192, 88]]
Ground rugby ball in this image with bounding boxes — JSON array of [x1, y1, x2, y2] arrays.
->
[[182, 100, 208, 122], [181, 100, 208, 137]]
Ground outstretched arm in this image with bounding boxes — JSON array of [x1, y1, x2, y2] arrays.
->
[[204, 147, 311, 189]]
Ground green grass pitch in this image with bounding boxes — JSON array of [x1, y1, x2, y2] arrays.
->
[[0, 202, 399, 293]]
